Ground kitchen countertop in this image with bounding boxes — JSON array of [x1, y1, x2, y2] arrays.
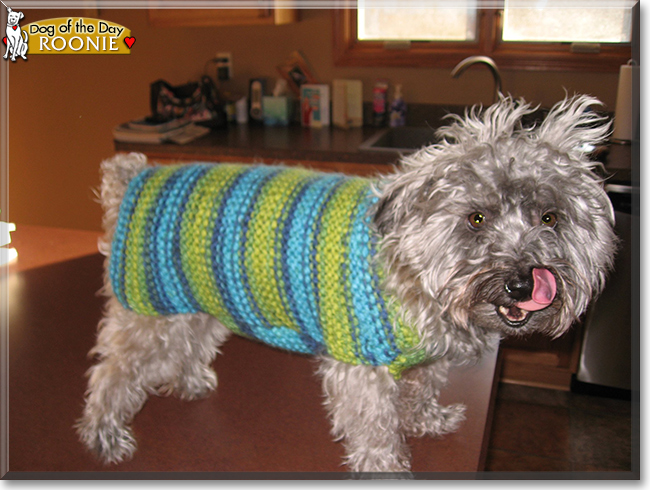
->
[[6, 224, 102, 272], [114, 103, 467, 168], [116, 125, 402, 166], [3, 226, 500, 476], [115, 123, 634, 185]]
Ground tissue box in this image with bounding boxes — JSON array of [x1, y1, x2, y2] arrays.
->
[[263, 96, 292, 126]]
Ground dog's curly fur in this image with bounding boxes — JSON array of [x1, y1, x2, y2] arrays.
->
[[77, 95, 617, 473]]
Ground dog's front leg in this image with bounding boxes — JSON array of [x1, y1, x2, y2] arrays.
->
[[396, 360, 466, 438], [17, 34, 27, 60], [8, 38, 16, 61], [317, 357, 410, 473]]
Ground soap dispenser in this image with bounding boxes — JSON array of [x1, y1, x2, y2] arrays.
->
[[389, 84, 407, 127]]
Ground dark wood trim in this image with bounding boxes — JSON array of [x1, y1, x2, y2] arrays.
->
[[332, 7, 632, 72], [147, 5, 297, 27]]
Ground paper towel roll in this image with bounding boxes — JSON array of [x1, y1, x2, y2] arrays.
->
[[612, 62, 638, 141]]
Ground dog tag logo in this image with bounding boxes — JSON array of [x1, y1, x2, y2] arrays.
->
[[2, 1, 28, 62], [3, 5, 135, 58], [24, 17, 134, 55]]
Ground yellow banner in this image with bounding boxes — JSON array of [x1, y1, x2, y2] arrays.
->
[[25, 18, 133, 55]]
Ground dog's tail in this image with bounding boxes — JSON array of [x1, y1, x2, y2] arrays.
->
[[21, 31, 27, 43], [98, 152, 148, 257]]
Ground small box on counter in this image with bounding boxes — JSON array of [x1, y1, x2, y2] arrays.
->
[[300, 84, 330, 128], [332, 80, 363, 129], [263, 96, 292, 126]]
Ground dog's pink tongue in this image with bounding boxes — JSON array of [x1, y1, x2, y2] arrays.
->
[[515, 268, 556, 312]]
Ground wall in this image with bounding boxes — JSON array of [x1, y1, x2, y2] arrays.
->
[[6, 9, 621, 231]]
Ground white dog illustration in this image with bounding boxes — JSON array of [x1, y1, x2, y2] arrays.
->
[[3, 5, 28, 62]]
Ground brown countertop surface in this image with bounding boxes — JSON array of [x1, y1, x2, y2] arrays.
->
[[115, 124, 634, 188], [115, 125, 402, 167], [4, 226, 500, 478], [6, 224, 102, 272]]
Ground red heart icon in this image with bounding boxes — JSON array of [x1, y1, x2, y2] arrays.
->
[[12, 26, 17, 30], [124, 37, 135, 49], [2, 37, 6, 45]]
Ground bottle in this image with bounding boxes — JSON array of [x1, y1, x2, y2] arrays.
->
[[372, 80, 389, 127], [389, 84, 407, 127], [235, 96, 249, 124]]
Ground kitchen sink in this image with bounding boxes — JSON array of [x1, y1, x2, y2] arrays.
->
[[358, 126, 438, 154]]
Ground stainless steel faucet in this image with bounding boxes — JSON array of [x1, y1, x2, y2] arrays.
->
[[451, 56, 503, 104]]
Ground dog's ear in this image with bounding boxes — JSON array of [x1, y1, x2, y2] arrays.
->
[[19, 12, 24, 20], [374, 180, 420, 236], [374, 184, 405, 235], [535, 94, 610, 157], [374, 173, 441, 235]]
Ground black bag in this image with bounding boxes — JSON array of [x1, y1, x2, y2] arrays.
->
[[150, 76, 227, 128]]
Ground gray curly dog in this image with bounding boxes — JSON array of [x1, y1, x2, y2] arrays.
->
[[77, 95, 617, 474]]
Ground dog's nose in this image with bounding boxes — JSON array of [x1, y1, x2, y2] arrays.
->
[[504, 273, 534, 301]]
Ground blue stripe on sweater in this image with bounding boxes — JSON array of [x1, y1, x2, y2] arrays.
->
[[228, 167, 312, 354], [144, 169, 185, 313], [273, 175, 312, 330], [209, 166, 310, 354], [110, 167, 157, 308], [169, 165, 210, 313], [210, 167, 264, 336], [284, 175, 344, 350], [279, 175, 326, 354], [341, 186, 366, 364], [348, 192, 398, 365], [155, 165, 209, 313], [238, 169, 285, 330], [369, 233, 400, 354]]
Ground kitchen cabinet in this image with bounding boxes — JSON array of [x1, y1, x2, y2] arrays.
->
[[147, 6, 298, 27], [499, 326, 584, 391]]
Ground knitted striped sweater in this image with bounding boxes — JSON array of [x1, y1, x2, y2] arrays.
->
[[110, 164, 426, 378]]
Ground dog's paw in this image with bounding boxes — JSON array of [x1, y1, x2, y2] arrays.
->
[[349, 460, 412, 474], [436, 402, 466, 434], [345, 450, 412, 474], [351, 470, 414, 480], [168, 365, 218, 401], [76, 417, 137, 464], [403, 402, 466, 438]]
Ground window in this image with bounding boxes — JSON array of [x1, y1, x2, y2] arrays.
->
[[501, 0, 632, 43], [333, 1, 635, 71], [358, 5, 478, 42]]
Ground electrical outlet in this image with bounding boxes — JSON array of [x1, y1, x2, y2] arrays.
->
[[216, 52, 232, 81]]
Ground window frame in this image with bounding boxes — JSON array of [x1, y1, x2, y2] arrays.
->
[[332, 4, 632, 72]]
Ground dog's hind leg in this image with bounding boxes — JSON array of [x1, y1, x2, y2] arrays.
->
[[158, 311, 231, 401], [76, 298, 230, 464], [396, 360, 466, 438], [317, 357, 411, 473]]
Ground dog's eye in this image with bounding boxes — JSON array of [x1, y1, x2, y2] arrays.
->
[[468, 212, 486, 229], [541, 212, 557, 228]]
